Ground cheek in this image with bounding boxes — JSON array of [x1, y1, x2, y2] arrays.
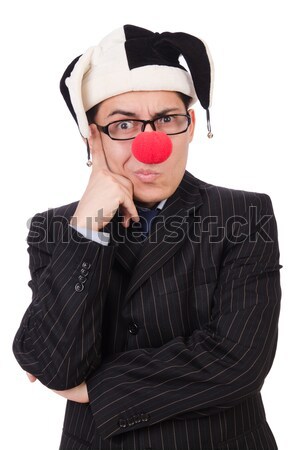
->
[[167, 138, 189, 166], [102, 138, 132, 172], [162, 142, 189, 183]]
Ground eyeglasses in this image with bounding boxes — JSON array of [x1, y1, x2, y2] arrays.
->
[[94, 113, 191, 141]]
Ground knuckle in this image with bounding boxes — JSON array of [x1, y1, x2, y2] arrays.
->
[[122, 176, 133, 188], [97, 168, 110, 177]]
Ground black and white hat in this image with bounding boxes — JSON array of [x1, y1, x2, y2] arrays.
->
[[60, 24, 213, 139]]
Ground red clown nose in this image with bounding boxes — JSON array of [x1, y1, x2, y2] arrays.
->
[[132, 131, 172, 164]]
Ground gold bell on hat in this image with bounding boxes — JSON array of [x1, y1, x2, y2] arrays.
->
[[207, 109, 213, 139], [86, 140, 92, 166]]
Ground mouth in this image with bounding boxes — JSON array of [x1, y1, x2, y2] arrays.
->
[[133, 169, 160, 183]]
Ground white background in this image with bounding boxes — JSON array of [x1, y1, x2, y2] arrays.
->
[[1, 1, 297, 449]]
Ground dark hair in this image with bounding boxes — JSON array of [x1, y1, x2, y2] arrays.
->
[[86, 91, 192, 124], [86, 103, 101, 125], [177, 92, 192, 110]]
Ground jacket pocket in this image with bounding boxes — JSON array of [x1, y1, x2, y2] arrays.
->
[[216, 422, 278, 450], [59, 430, 91, 450]]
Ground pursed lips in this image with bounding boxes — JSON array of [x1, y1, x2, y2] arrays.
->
[[133, 169, 160, 182]]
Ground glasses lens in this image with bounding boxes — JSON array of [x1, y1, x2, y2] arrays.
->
[[154, 115, 190, 135], [108, 120, 143, 140], [106, 115, 190, 140]]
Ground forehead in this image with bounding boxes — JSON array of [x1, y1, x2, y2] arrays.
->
[[97, 91, 184, 117]]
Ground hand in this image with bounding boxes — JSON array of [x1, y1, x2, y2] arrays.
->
[[26, 373, 88, 403], [70, 124, 139, 231], [53, 381, 89, 403], [26, 372, 37, 382]]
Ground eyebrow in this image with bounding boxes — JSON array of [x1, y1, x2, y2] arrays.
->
[[106, 107, 182, 119], [107, 110, 137, 118]]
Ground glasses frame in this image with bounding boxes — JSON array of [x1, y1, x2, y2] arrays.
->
[[94, 113, 191, 141]]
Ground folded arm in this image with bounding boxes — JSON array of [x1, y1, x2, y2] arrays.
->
[[13, 206, 116, 390], [86, 194, 281, 439]]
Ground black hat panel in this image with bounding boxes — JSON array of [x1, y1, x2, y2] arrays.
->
[[124, 24, 186, 71], [60, 55, 82, 125], [158, 32, 211, 109], [124, 25, 211, 109]]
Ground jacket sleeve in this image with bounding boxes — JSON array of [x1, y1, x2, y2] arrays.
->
[[86, 193, 282, 439], [12, 207, 116, 390]]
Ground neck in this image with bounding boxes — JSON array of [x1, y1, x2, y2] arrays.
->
[[134, 201, 159, 209]]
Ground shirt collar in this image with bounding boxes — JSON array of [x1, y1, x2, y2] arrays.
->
[[156, 198, 167, 210], [136, 198, 167, 212]]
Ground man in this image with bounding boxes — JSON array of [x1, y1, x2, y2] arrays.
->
[[13, 25, 281, 450]]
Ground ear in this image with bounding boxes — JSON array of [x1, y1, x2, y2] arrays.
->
[[188, 109, 196, 143], [88, 124, 101, 156]]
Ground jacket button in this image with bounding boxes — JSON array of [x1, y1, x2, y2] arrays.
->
[[140, 413, 150, 422], [80, 268, 89, 276], [75, 282, 84, 292], [78, 275, 87, 283], [82, 262, 91, 269], [118, 419, 127, 428], [128, 322, 139, 335], [133, 414, 142, 424], [127, 417, 135, 426]]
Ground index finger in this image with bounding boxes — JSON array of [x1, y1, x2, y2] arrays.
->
[[88, 124, 109, 170]]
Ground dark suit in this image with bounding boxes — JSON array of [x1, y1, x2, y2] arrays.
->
[[13, 171, 281, 450]]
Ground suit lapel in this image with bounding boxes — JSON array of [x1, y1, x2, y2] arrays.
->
[[103, 213, 143, 273], [115, 171, 204, 304]]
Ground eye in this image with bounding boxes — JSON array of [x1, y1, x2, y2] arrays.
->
[[116, 120, 134, 130], [158, 115, 173, 124]]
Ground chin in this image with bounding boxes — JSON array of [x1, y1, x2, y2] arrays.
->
[[133, 175, 181, 203]]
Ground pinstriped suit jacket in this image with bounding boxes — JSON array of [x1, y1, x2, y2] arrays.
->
[[13, 171, 281, 450]]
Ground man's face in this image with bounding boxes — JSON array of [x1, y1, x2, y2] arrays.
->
[[94, 91, 195, 207]]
